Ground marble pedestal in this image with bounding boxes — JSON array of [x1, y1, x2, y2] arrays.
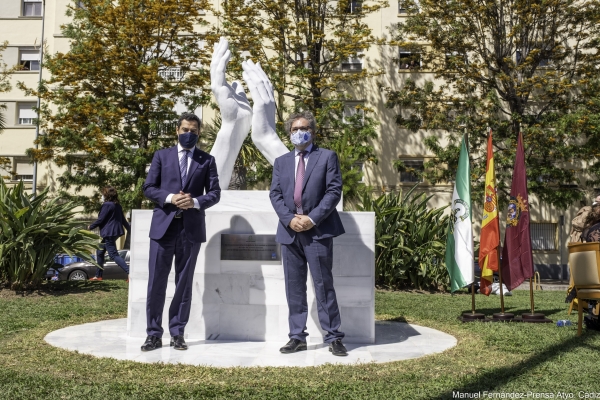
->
[[45, 319, 457, 367], [127, 191, 375, 344]]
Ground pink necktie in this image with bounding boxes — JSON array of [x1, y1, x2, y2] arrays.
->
[[294, 151, 307, 213]]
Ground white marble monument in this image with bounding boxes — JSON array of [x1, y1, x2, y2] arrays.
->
[[126, 191, 375, 344]]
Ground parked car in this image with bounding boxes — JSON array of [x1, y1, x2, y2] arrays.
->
[[47, 250, 130, 281]]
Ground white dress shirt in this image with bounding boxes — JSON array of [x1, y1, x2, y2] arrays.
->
[[165, 144, 200, 209]]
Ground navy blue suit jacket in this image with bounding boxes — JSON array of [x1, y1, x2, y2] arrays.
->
[[89, 201, 130, 238], [143, 146, 221, 243], [269, 145, 345, 245]]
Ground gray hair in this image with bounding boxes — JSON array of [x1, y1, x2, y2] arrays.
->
[[284, 110, 317, 133]]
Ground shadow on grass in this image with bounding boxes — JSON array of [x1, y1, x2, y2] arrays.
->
[[0, 280, 124, 298], [462, 308, 565, 317], [433, 333, 599, 399]]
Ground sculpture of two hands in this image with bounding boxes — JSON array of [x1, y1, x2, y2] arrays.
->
[[209, 37, 289, 188]]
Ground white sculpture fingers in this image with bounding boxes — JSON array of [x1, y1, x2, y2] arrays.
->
[[209, 37, 253, 190], [242, 59, 289, 165]]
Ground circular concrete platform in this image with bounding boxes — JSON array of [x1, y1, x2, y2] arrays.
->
[[44, 319, 456, 367]]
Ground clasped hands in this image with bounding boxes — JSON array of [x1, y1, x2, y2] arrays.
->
[[209, 37, 289, 174], [171, 191, 195, 210], [289, 214, 315, 232]]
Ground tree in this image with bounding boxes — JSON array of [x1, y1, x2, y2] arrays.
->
[[217, 0, 387, 202], [386, 0, 600, 208], [19, 0, 214, 212]]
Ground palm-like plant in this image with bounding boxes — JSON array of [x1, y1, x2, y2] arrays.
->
[[359, 185, 450, 291], [0, 177, 100, 289]]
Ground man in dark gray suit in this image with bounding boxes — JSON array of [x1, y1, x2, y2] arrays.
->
[[269, 110, 347, 356]]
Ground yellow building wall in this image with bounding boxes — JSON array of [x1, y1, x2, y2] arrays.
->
[[0, 0, 590, 266]]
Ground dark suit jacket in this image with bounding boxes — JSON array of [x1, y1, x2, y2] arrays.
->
[[143, 146, 221, 243], [89, 201, 130, 238], [270, 145, 345, 244]]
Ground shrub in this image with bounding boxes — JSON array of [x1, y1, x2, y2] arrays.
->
[[359, 186, 450, 291], [0, 177, 99, 290]]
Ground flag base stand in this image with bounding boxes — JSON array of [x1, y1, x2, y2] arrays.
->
[[458, 312, 491, 323], [492, 312, 514, 322], [513, 313, 553, 323]]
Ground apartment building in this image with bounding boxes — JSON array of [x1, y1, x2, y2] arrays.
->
[[0, 0, 583, 275]]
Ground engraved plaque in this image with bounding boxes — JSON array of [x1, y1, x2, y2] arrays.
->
[[220, 234, 281, 261]]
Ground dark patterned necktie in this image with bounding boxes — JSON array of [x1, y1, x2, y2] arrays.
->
[[180, 150, 189, 189], [294, 151, 307, 213]]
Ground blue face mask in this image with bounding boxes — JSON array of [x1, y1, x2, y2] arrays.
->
[[291, 130, 311, 146], [178, 132, 198, 149]]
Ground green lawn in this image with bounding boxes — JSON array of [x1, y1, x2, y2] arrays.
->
[[0, 282, 598, 399]]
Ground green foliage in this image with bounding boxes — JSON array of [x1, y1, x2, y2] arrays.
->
[[388, 0, 600, 209], [359, 186, 450, 290], [18, 0, 214, 212], [317, 99, 378, 204], [219, 0, 384, 202], [0, 176, 99, 290]]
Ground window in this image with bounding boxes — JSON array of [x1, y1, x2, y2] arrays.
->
[[344, 0, 362, 13], [158, 67, 183, 81], [23, 0, 42, 16], [17, 103, 37, 125], [516, 44, 552, 67], [398, 159, 424, 183], [399, 0, 419, 13], [19, 49, 40, 71], [343, 101, 364, 123], [341, 54, 362, 71], [295, 49, 311, 69], [399, 48, 421, 70], [11, 158, 34, 182], [530, 222, 557, 251]]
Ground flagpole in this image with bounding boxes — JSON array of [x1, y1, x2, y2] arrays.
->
[[514, 132, 550, 323], [529, 278, 535, 313], [492, 129, 513, 322], [455, 133, 486, 322], [497, 249, 506, 314], [471, 281, 476, 313]]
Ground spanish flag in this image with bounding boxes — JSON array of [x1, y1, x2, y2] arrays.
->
[[479, 130, 500, 296]]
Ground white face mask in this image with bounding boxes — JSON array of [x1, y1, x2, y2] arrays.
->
[[291, 130, 311, 146]]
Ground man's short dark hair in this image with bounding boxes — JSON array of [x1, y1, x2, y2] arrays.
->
[[177, 113, 202, 129], [284, 110, 317, 133]]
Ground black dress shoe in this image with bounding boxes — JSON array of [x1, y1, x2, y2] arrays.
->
[[141, 335, 162, 352], [329, 339, 348, 356], [170, 335, 188, 350], [279, 339, 307, 354]]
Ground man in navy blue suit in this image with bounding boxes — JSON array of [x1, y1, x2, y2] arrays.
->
[[269, 111, 347, 356], [141, 113, 221, 352]]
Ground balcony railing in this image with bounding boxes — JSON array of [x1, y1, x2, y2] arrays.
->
[[158, 67, 184, 81]]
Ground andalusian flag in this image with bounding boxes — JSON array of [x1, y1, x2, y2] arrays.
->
[[445, 135, 474, 292], [479, 130, 500, 296]]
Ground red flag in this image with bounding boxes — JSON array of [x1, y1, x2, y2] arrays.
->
[[501, 132, 534, 291]]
